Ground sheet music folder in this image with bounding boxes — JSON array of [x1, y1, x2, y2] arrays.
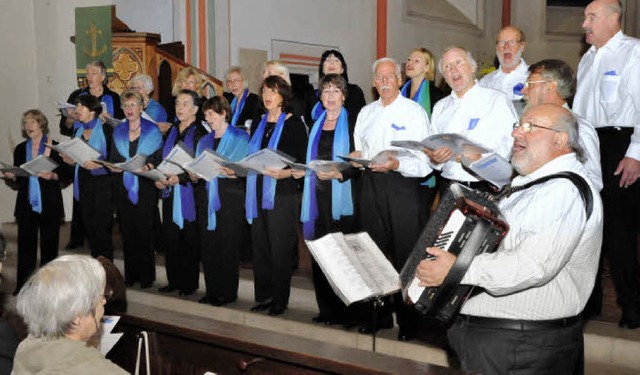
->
[[305, 232, 400, 306]]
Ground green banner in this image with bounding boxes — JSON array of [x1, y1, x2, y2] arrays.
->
[[75, 6, 112, 77]]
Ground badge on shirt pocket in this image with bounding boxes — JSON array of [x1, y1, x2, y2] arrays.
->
[[391, 123, 406, 131], [600, 71, 620, 103], [468, 118, 480, 130]]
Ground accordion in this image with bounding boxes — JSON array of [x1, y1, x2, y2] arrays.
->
[[400, 183, 509, 324]]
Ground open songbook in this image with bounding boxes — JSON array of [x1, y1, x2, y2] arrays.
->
[[284, 159, 350, 173], [221, 148, 295, 177], [92, 154, 147, 172], [1, 155, 59, 177], [156, 142, 195, 176], [461, 153, 514, 189], [46, 138, 101, 165], [57, 100, 76, 118], [305, 232, 400, 305], [338, 149, 412, 168], [391, 133, 490, 156], [183, 149, 224, 181]]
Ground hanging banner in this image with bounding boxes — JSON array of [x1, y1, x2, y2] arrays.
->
[[75, 5, 113, 78]]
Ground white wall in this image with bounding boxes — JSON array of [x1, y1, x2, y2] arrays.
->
[[112, 0, 175, 44]]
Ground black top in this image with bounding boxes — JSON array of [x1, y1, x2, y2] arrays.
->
[[305, 83, 366, 127], [223, 92, 260, 129], [77, 124, 114, 182], [164, 120, 208, 185], [7, 140, 72, 219], [428, 82, 446, 112], [59, 85, 123, 137]]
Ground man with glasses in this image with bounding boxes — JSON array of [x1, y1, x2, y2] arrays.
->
[[573, 0, 640, 329], [479, 25, 528, 103], [416, 104, 603, 374], [521, 59, 602, 191], [351, 57, 431, 339], [426, 46, 517, 192]]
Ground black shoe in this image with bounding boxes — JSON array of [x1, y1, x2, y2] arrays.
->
[[198, 296, 211, 304], [65, 240, 83, 250], [312, 315, 327, 324], [312, 315, 342, 325], [140, 281, 153, 289], [158, 285, 177, 293], [268, 305, 286, 316], [210, 297, 234, 307], [250, 301, 272, 312], [179, 289, 195, 296]]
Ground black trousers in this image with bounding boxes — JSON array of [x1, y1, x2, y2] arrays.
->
[[252, 192, 300, 308], [161, 191, 200, 293], [114, 186, 157, 285], [78, 174, 113, 261], [16, 211, 60, 290], [448, 316, 584, 374], [69, 198, 85, 244], [356, 170, 427, 328], [595, 128, 640, 317], [198, 182, 244, 302]]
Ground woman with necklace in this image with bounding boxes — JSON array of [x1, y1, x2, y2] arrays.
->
[[156, 89, 208, 296], [3, 110, 71, 295], [109, 90, 163, 289], [247, 76, 308, 316], [194, 96, 249, 307], [62, 95, 114, 262], [295, 74, 358, 326]]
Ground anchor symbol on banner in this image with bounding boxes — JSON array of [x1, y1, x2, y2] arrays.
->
[[83, 23, 107, 57]]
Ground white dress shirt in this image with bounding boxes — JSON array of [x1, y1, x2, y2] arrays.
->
[[354, 94, 431, 178], [574, 31, 640, 160], [563, 103, 603, 191], [460, 153, 603, 319], [478, 59, 529, 101], [430, 84, 517, 181]]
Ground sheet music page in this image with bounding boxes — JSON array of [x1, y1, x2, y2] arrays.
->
[[48, 138, 101, 165], [57, 100, 76, 117], [99, 315, 122, 356], [20, 155, 59, 175], [305, 233, 377, 305], [0, 162, 29, 177], [461, 153, 513, 188], [115, 154, 147, 172], [423, 133, 490, 155], [236, 148, 292, 174], [283, 159, 309, 171], [159, 142, 195, 174], [141, 111, 157, 124], [345, 232, 401, 296], [389, 140, 427, 151], [184, 149, 223, 181], [338, 155, 371, 168], [134, 168, 167, 182], [308, 160, 350, 173], [156, 160, 183, 176]]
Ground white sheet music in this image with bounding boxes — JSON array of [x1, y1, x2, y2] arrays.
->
[[21, 155, 59, 175], [134, 168, 167, 182], [305, 232, 400, 305], [184, 149, 223, 181], [99, 315, 122, 356], [232, 148, 294, 174], [392, 133, 490, 156], [461, 152, 513, 188], [157, 142, 194, 176], [47, 138, 101, 165]]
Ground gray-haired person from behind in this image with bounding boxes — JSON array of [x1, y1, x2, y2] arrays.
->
[[12, 255, 128, 374]]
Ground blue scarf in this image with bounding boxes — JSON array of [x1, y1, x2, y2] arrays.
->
[[245, 112, 287, 223], [26, 135, 47, 213], [162, 123, 197, 229], [301, 108, 353, 239], [196, 126, 249, 230], [311, 93, 324, 122], [230, 89, 249, 128], [113, 118, 162, 205], [73, 118, 108, 201], [144, 99, 168, 123], [401, 78, 432, 119], [79, 89, 114, 116]]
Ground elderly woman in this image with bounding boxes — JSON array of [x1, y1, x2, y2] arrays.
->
[[12, 255, 128, 374], [247, 75, 308, 316], [2, 110, 71, 296], [128, 73, 168, 124], [310, 50, 366, 123], [59, 60, 123, 137], [156, 89, 207, 296], [194, 96, 249, 306], [168, 67, 207, 121], [294, 74, 358, 325], [401, 47, 445, 119], [64, 95, 114, 261], [223, 66, 260, 130], [109, 90, 163, 289]]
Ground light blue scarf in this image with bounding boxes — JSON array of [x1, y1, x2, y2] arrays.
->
[[230, 89, 249, 128], [73, 118, 108, 201], [162, 124, 197, 229], [26, 135, 47, 213]]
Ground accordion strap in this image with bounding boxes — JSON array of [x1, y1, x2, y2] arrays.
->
[[495, 172, 593, 220]]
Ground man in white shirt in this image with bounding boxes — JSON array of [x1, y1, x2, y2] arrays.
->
[[521, 58, 603, 191], [478, 26, 529, 103], [417, 104, 603, 374], [351, 57, 431, 339], [427, 46, 517, 191], [573, 0, 640, 328]]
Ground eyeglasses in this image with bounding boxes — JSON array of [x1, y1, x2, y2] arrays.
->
[[497, 39, 521, 48], [523, 80, 552, 88], [374, 74, 397, 82], [122, 103, 141, 110], [101, 290, 113, 301], [226, 79, 242, 85], [321, 89, 342, 97], [442, 59, 467, 72], [513, 121, 562, 133]]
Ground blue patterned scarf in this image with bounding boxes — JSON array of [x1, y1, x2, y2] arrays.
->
[[245, 112, 287, 223], [162, 123, 197, 229], [26, 135, 47, 213], [230, 89, 249, 128], [401, 78, 432, 119], [301, 108, 353, 239], [196, 126, 249, 230], [113, 118, 162, 205], [73, 118, 108, 201]]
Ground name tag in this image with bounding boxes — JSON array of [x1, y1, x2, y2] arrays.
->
[[391, 123, 406, 131], [468, 118, 480, 130]]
